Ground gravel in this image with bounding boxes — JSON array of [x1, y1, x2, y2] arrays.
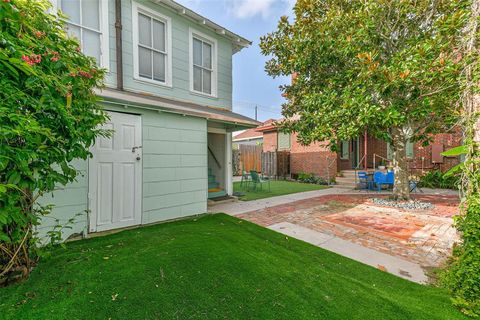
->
[[371, 198, 434, 210]]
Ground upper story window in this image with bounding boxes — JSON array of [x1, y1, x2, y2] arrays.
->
[[56, 0, 109, 68], [132, 3, 172, 86], [189, 29, 217, 97]]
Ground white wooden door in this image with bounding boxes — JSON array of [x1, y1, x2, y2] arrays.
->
[[89, 111, 142, 232]]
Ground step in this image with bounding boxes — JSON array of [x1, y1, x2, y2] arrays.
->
[[208, 190, 227, 199], [208, 182, 219, 189]]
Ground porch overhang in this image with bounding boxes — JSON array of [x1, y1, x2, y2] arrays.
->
[[95, 88, 260, 131]]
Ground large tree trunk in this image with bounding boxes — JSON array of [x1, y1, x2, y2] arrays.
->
[[391, 128, 410, 200]]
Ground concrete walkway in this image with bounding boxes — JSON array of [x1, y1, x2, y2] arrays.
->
[[208, 187, 348, 215], [208, 186, 458, 284], [269, 222, 428, 283]]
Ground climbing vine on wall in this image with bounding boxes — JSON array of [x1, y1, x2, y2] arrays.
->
[[441, 0, 480, 316]]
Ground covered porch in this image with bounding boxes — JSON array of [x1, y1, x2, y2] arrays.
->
[[337, 131, 391, 172]]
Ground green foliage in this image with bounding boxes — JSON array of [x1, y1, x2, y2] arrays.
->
[[260, 0, 470, 199], [418, 170, 460, 190], [0, 0, 107, 279], [297, 172, 332, 185], [297, 172, 316, 183]]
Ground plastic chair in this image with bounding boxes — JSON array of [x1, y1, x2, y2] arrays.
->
[[386, 171, 395, 189], [240, 170, 250, 189], [250, 170, 271, 191], [357, 171, 370, 190], [374, 171, 387, 191]]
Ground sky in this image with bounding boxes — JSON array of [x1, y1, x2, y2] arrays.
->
[[176, 0, 295, 122]]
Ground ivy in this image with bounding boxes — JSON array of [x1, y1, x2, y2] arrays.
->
[[0, 0, 108, 283]]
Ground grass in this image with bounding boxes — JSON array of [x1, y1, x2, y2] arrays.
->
[[233, 180, 328, 201], [0, 214, 465, 320]]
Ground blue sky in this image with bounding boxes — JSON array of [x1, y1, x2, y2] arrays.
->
[[176, 0, 294, 122]]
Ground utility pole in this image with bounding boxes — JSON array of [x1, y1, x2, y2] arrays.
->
[[255, 105, 258, 121]]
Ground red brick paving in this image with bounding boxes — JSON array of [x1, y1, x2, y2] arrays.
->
[[238, 194, 460, 267]]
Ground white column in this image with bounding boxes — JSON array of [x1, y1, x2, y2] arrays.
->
[[225, 132, 233, 195]]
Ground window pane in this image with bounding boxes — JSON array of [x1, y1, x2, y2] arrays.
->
[[202, 69, 211, 94], [193, 66, 202, 92], [139, 47, 152, 79], [341, 140, 349, 159], [66, 23, 81, 41], [152, 19, 165, 52], [202, 42, 212, 69], [138, 13, 151, 47], [61, 0, 80, 24], [406, 141, 414, 158], [82, 29, 101, 63], [82, 0, 100, 30], [153, 52, 166, 82], [193, 38, 202, 66]]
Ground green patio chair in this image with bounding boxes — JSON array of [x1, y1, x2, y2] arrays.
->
[[250, 170, 271, 191], [240, 170, 251, 189]]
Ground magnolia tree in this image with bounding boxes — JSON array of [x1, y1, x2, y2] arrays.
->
[[0, 0, 108, 282], [260, 0, 469, 199]]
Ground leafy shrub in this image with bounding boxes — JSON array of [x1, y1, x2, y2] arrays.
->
[[0, 0, 107, 282], [297, 172, 316, 184], [418, 170, 460, 190], [297, 172, 334, 185]]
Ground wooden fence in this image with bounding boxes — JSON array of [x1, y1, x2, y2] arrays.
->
[[261, 151, 290, 179], [237, 144, 262, 174]]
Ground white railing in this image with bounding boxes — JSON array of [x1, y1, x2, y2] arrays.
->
[[373, 153, 389, 170], [353, 154, 367, 187]]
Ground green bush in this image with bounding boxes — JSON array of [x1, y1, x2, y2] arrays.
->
[[297, 172, 333, 185], [0, 0, 107, 281], [418, 170, 460, 190]]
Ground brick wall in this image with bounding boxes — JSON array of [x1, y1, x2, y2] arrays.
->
[[262, 131, 278, 152], [290, 132, 337, 179], [408, 131, 462, 174]]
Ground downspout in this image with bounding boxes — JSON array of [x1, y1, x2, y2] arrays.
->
[[364, 129, 368, 169], [115, 0, 123, 90]]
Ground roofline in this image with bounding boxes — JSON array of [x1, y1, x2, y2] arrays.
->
[[151, 0, 252, 53], [255, 125, 277, 132], [232, 136, 263, 142], [94, 88, 261, 129]]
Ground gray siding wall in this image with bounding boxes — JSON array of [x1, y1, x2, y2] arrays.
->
[[36, 159, 88, 241], [37, 107, 208, 240], [106, 0, 233, 110]]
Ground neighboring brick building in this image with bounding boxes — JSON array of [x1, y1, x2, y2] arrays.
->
[[232, 119, 276, 148], [256, 120, 463, 179]]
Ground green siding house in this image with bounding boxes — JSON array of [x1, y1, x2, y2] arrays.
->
[[39, 0, 258, 239]]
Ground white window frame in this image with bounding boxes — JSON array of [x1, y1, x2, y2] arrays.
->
[[189, 28, 218, 98], [53, 0, 110, 69], [132, 2, 173, 87]]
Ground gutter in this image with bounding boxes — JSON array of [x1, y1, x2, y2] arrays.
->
[[115, 0, 123, 90]]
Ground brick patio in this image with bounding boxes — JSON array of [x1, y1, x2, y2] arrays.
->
[[237, 194, 460, 267]]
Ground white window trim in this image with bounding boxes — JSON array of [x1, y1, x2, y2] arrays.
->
[[132, 2, 173, 87], [53, 0, 110, 70], [189, 28, 218, 98]]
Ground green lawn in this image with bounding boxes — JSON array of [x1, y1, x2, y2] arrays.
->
[[0, 214, 464, 320], [233, 180, 328, 201]]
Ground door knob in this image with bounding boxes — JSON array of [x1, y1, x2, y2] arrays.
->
[[136, 156, 141, 161]]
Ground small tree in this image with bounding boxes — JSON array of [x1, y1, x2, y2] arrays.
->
[[0, 0, 108, 281], [260, 0, 469, 199]]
